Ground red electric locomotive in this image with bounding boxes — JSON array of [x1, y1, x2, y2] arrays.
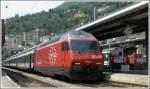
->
[[3, 31, 103, 80], [33, 31, 103, 80]]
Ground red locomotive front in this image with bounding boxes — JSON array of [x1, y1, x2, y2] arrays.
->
[[33, 31, 103, 80], [68, 39, 103, 80]]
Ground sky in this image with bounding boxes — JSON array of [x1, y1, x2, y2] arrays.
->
[[1, 1, 64, 19]]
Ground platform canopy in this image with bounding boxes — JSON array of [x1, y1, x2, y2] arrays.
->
[[75, 1, 148, 40]]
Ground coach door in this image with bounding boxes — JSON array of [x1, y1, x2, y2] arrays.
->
[[29, 53, 34, 70], [62, 42, 70, 67]]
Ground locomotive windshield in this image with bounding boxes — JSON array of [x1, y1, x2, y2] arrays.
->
[[70, 40, 100, 52]]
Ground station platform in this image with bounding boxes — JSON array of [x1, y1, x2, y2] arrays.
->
[[1, 71, 20, 88], [104, 72, 149, 86]]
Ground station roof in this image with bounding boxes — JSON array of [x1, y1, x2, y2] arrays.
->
[[75, 1, 148, 40], [101, 37, 145, 49]]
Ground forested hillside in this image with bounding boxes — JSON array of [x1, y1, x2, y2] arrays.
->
[[5, 2, 133, 35]]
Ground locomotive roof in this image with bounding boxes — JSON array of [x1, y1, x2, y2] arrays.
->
[[60, 31, 97, 41], [38, 31, 97, 48], [37, 31, 97, 48]]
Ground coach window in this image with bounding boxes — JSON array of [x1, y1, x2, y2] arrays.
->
[[62, 42, 69, 51]]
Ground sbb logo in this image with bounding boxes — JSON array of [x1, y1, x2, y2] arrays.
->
[[49, 46, 57, 64]]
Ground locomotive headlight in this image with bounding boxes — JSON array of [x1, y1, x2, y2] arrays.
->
[[74, 62, 80, 65], [96, 62, 101, 65]]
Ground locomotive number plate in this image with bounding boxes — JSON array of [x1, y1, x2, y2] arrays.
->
[[92, 55, 101, 59]]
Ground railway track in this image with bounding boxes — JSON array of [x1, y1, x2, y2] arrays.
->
[[2, 67, 147, 88], [3, 69, 56, 87]]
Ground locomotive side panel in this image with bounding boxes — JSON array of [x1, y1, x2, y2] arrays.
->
[[33, 42, 66, 75]]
